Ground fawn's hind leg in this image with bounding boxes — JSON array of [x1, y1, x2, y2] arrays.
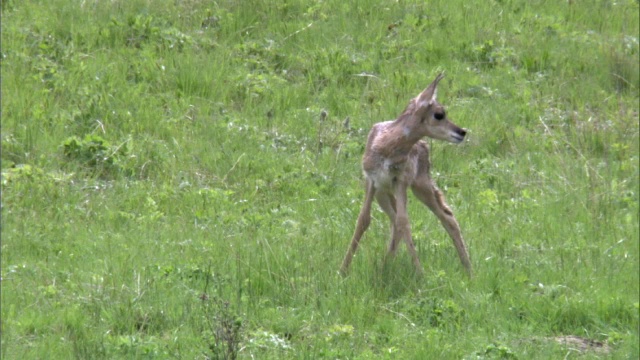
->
[[340, 179, 376, 275], [374, 192, 397, 253], [389, 184, 424, 274]]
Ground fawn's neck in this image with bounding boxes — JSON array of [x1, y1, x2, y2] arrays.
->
[[372, 118, 422, 159]]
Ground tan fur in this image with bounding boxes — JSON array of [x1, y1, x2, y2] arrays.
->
[[340, 73, 472, 276]]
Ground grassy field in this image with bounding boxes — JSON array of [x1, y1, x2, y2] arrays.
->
[[2, 0, 638, 358]]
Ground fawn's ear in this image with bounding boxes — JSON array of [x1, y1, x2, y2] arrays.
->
[[413, 73, 444, 120], [417, 73, 444, 107]]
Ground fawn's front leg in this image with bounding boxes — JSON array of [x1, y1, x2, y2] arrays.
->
[[411, 178, 472, 275]]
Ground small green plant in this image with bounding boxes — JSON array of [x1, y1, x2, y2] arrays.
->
[[469, 343, 518, 359], [1, 164, 44, 184], [325, 323, 355, 342], [62, 134, 130, 177]]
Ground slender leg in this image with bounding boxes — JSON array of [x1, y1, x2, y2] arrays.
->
[[340, 179, 376, 275], [374, 192, 397, 253], [391, 185, 424, 274], [411, 178, 472, 275]]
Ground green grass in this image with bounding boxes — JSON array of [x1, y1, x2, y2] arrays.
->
[[2, 0, 638, 358]]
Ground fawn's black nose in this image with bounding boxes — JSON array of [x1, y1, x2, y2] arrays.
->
[[457, 128, 467, 138]]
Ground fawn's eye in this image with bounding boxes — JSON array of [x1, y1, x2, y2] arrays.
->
[[434, 112, 445, 120]]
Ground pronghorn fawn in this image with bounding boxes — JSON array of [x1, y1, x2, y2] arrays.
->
[[340, 73, 472, 276]]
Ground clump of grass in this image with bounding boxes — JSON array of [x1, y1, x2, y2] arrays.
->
[[201, 296, 243, 360]]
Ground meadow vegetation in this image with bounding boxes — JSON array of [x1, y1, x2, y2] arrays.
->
[[2, 0, 638, 358]]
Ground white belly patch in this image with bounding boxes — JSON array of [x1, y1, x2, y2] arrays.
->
[[367, 158, 401, 190]]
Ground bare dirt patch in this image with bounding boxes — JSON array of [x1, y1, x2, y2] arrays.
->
[[547, 336, 610, 354]]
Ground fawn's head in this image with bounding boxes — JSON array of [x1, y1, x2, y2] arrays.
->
[[400, 73, 466, 144]]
